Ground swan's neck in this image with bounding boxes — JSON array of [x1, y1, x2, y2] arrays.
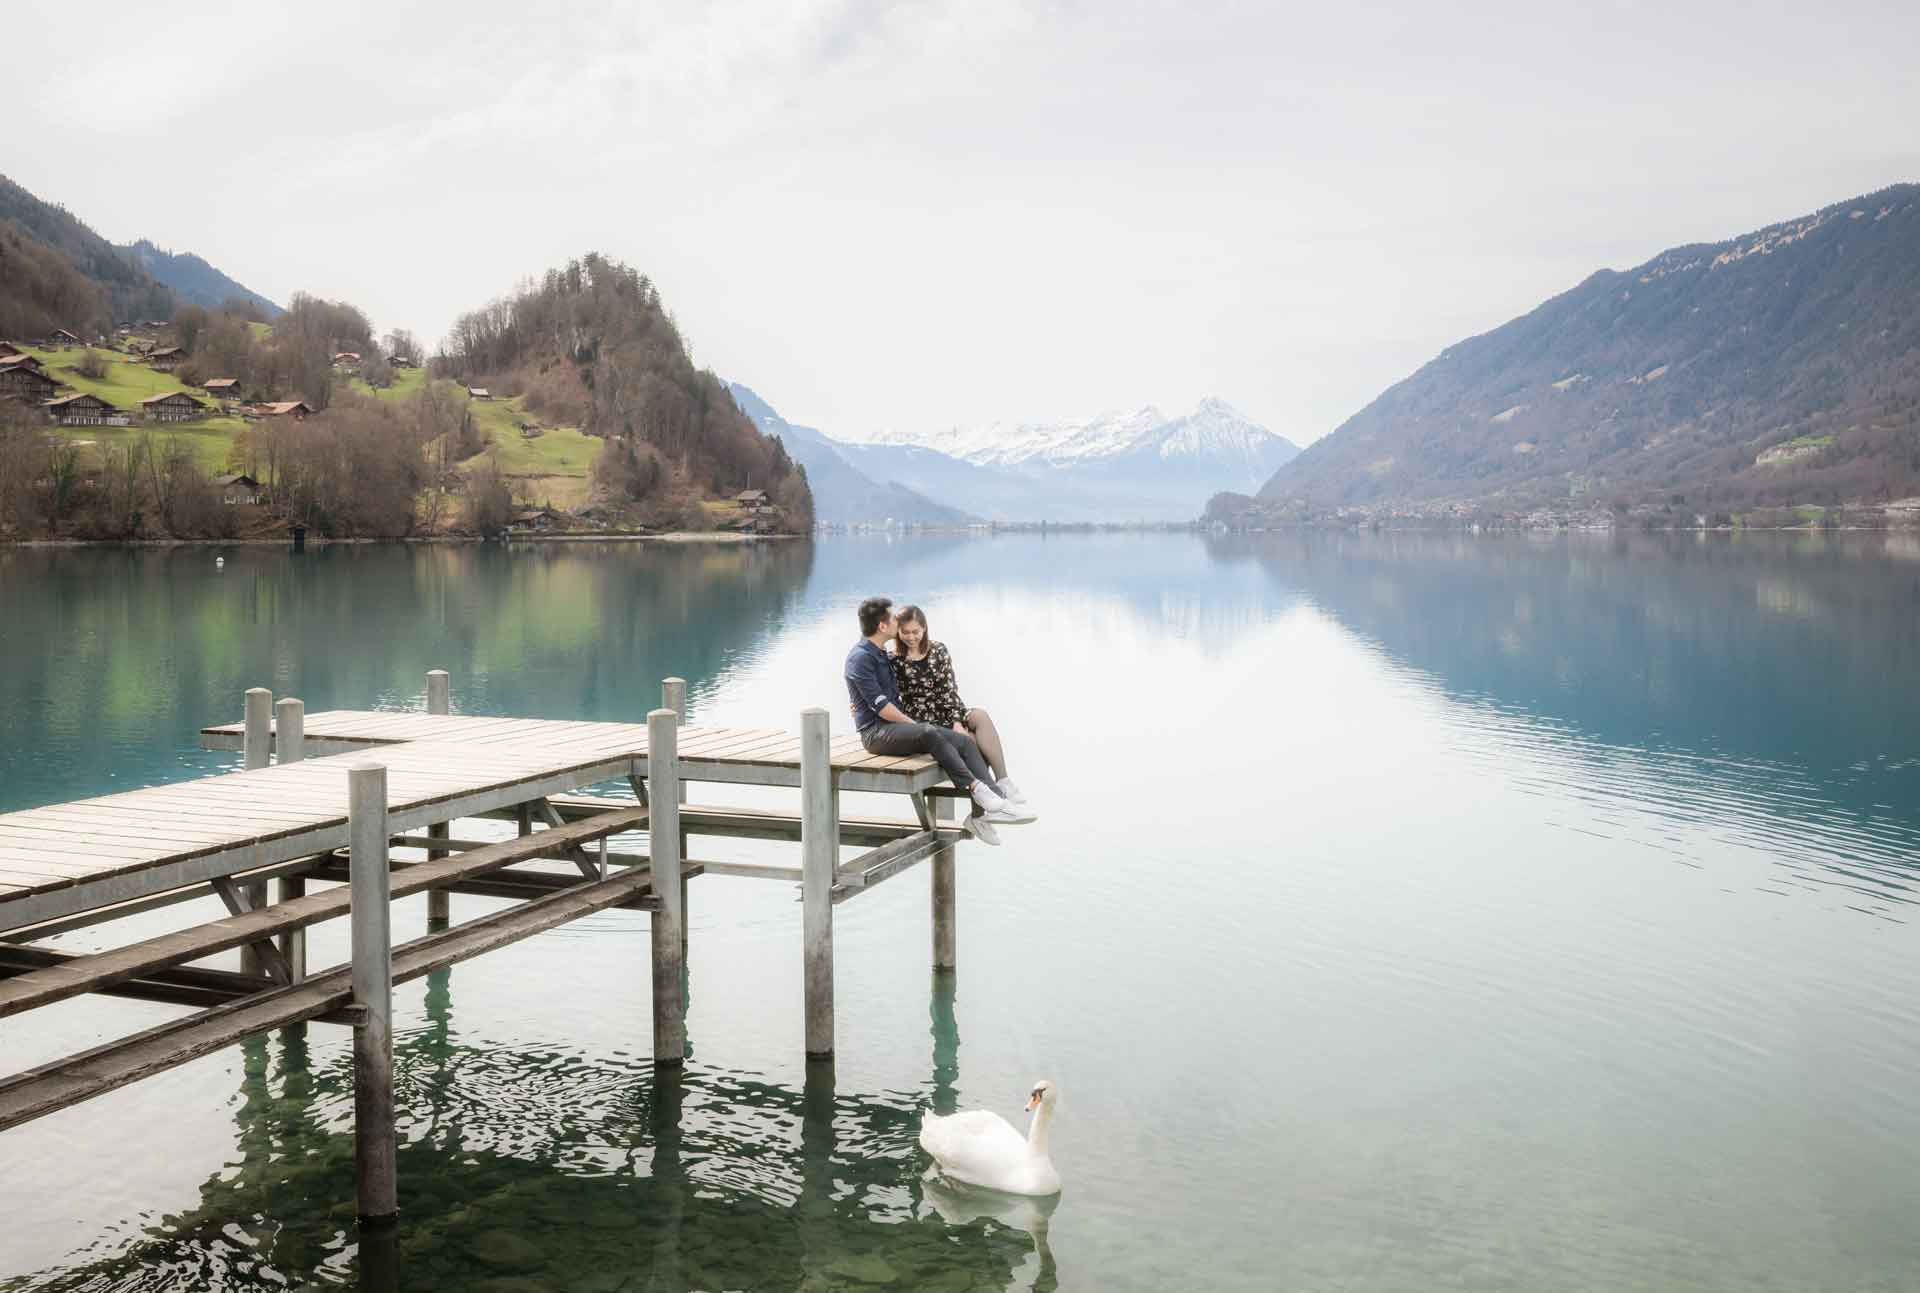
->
[[1026, 1102, 1054, 1157]]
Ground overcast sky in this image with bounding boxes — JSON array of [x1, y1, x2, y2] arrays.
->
[[6, 1, 1918, 444]]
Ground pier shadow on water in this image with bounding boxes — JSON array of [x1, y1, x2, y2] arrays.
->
[[11, 969, 1054, 1292]]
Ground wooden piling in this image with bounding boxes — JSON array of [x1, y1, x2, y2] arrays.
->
[[348, 762, 397, 1225], [274, 698, 307, 983], [240, 689, 273, 976], [663, 678, 689, 955], [800, 708, 835, 1059], [647, 709, 685, 1065], [425, 671, 451, 929], [932, 796, 956, 973], [242, 688, 272, 771]]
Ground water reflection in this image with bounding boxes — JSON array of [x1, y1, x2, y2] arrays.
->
[[15, 970, 1058, 1290]]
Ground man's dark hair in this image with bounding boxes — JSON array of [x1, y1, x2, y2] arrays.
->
[[857, 596, 894, 637]]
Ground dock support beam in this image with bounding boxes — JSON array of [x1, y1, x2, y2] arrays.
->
[[932, 796, 956, 973], [800, 708, 836, 1059], [274, 698, 307, 983], [240, 688, 272, 977], [647, 709, 684, 1066], [425, 670, 452, 930], [349, 762, 397, 1227]]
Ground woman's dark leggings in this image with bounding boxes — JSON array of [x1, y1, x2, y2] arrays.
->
[[859, 721, 994, 792]]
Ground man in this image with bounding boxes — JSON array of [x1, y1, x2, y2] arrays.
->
[[844, 596, 1034, 846]]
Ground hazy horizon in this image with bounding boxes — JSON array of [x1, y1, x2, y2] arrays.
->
[[6, 1, 1918, 447]]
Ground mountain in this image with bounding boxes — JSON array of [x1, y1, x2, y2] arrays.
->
[[1254, 183, 1920, 518], [120, 239, 280, 317], [838, 399, 1299, 522], [437, 253, 812, 527], [0, 173, 172, 335], [726, 384, 976, 527]]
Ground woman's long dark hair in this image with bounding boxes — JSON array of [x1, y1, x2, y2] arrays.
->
[[896, 604, 933, 660]]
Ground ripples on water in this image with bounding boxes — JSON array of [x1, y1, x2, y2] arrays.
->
[[3, 533, 1920, 1290]]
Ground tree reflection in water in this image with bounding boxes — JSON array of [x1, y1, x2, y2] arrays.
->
[[20, 965, 1062, 1291]]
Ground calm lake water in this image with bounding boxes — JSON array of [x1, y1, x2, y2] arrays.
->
[[2, 531, 1919, 1291]]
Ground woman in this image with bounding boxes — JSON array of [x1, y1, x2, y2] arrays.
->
[[891, 605, 1030, 810]]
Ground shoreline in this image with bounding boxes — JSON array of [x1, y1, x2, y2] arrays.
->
[[0, 531, 803, 550]]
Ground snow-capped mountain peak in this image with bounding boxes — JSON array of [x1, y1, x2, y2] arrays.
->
[[848, 398, 1291, 470]]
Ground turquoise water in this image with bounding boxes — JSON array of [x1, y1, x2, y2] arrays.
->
[[2, 532, 1919, 1290]]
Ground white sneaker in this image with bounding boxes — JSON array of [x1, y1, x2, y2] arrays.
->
[[996, 778, 1031, 807], [970, 780, 1036, 824], [964, 814, 1002, 846]]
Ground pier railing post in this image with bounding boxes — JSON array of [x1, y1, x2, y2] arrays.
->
[[243, 687, 272, 770], [425, 670, 452, 929], [801, 708, 835, 1059], [647, 709, 685, 1065], [662, 678, 689, 955], [240, 688, 273, 976], [274, 698, 307, 983], [932, 796, 956, 973], [349, 762, 398, 1226]]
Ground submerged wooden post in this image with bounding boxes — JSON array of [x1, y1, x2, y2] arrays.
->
[[932, 796, 957, 973], [425, 670, 452, 929], [274, 698, 307, 982], [647, 709, 685, 1065], [349, 762, 397, 1226], [801, 708, 835, 1059], [240, 688, 273, 976]]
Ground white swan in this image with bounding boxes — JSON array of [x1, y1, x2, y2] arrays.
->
[[919, 1078, 1061, 1196]]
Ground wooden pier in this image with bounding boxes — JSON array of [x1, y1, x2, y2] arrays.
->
[[0, 674, 966, 1227]]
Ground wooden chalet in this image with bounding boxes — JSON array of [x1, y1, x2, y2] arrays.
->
[[0, 352, 48, 376], [141, 391, 208, 423], [0, 364, 59, 403], [49, 328, 82, 349], [213, 473, 263, 505], [735, 489, 770, 511], [0, 340, 21, 357], [258, 400, 313, 420], [147, 347, 187, 371], [466, 386, 491, 400], [202, 377, 240, 399], [44, 393, 121, 427]]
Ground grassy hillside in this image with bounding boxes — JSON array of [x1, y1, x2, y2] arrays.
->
[[23, 345, 243, 473], [353, 371, 602, 509]]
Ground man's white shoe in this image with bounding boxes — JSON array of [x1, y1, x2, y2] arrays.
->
[[971, 781, 1037, 825], [996, 778, 1031, 808], [964, 814, 1003, 846]]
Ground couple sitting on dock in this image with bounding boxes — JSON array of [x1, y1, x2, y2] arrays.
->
[[844, 596, 1036, 846]]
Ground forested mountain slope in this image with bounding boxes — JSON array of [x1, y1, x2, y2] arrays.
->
[[1255, 184, 1920, 515], [436, 254, 811, 527]]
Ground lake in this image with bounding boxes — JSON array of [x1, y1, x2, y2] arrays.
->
[[2, 531, 1918, 1291]]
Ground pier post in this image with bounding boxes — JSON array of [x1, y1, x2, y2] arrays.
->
[[349, 762, 398, 1226], [647, 709, 685, 1065], [240, 688, 273, 976], [800, 708, 836, 1059], [425, 670, 451, 929], [932, 796, 956, 973], [663, 678, 688, 956], [274, 698, 307, 983], [243, 687, 272, 770]]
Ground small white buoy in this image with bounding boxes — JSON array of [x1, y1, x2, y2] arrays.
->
[[216, 557, 225, 569]]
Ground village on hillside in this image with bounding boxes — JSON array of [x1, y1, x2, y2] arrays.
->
[[0, 320, 788, 543]]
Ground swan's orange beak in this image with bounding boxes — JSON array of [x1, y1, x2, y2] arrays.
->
[[1025, 1093, 1041, 1111]]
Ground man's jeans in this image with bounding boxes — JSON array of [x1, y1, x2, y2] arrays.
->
[[859, 721, 994, 794]]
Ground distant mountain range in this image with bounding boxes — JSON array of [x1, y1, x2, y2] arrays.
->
[[1246, 182, 1920, 518], [0, 174, 277, 337], [732, 387, 1299, 524], [120, 239, 280, 316], [727, 384, 975, 527]]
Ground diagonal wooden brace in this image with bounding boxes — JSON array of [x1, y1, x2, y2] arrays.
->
[[208, 877, 295, 984]]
